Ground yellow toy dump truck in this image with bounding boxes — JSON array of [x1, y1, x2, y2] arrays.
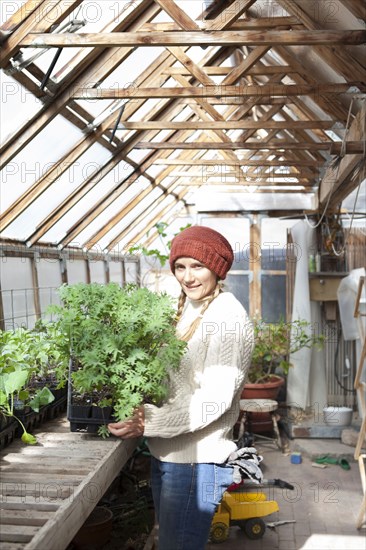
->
[[210, 478, 293, 543]]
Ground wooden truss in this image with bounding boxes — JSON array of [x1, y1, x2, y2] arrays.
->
[[0, 0, 365, 250]]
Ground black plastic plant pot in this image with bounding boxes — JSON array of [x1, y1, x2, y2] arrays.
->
[[0, 419, 18, 450], [14, 407, 48, 437], [68, 405, 92, 432], [86, 406, 113, 434], [50, 386, 68, 401], [91, 406, 113, 421]]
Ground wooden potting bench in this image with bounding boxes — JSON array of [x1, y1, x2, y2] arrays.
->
[[0, 416, 137, 549]]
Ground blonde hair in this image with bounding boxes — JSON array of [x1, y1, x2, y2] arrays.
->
[[175, 282, 223, 341]]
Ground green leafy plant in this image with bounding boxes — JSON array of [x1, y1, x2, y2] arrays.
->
[[50, 282, 187, 427], [128, 222, 191, 266], [0, 326, 67, 443], [0, 369, 37, 444], [248, 318, 325, 384]]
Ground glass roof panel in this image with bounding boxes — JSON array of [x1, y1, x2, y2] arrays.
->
[[1, 143, 112, 241], [1, 115, 84, 211], [102, 47, 166, 90], [98, 187, 165, 250], [67, 176, 151, 245], [0, 73, 43, 143], [111, 196, 183, 252], [40, 159, 136, 243]]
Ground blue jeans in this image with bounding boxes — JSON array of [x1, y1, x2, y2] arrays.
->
[[150, 456, 234, 550]]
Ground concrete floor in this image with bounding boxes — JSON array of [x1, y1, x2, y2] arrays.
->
[[206, 436, 365, 550]]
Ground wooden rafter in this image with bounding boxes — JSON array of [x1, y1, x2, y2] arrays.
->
[[73, 82, 364, 99], [0, 0, 83, 67], [0, 0, 160, 167], [133, 141, 352, 151], [1, 0, 365, 251], [20, 30, 366, 48], [152, 159, 323, 167], [276, 0, 366, 82], [320, 102, 366, 209], [121, 121, 336, 130]]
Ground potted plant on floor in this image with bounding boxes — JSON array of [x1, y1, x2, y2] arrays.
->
[[240, 318, 324, 432], [50, 282, 186, 436], [243, 318, 325, 399]]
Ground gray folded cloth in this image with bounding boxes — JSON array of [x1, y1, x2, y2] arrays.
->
[[226, 447, 264, 484]]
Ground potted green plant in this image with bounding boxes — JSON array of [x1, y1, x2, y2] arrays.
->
[[242, 318, 325, 400], [50, 282, 186, 436]]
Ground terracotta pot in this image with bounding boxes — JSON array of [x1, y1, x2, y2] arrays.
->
[[241, 376, 285, 400]]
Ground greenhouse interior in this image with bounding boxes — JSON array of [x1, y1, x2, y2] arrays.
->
[[0, 1, 366, 549]]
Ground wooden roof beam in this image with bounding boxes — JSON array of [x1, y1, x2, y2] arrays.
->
[[320, 102, 366, 208], [153, 159, 324, 167], [2, 47, 199, 232], [165, 44, 271, 166], [142, 16, 303, 31], [179, 187, 314, 193], [174, 180, 313, 187], [340, 0, 366, 20], [0, 0, 83, 68], [153, 0, 200, 30], [56, 119, 207, 248], [171, 75, 245, 166], [21, 30, 366, 48], [121, 121, 337, 130], [0, 0, 160, 167], [271, 46, 349, 123], [0, 0, 45, 37], [276, 0, 366, 82], [134, 141, 340, 150], [204, 0, 257, 30], [163, 65, 296, 75], [74, 82, 365, 99], [51, 0, 159, 86], [168, 172, 312, 181]]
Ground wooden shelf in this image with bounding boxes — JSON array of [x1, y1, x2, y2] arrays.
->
[[308, 272, 349, 278]]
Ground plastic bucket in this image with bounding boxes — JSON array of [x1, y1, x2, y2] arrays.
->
[[323, 406, 353, 426]]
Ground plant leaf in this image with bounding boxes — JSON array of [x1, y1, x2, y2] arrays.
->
[[3, 370, 29, 396], [21, 431, 37, 445]]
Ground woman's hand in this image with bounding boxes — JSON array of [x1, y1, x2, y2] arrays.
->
[[107, 406, 145, 439]]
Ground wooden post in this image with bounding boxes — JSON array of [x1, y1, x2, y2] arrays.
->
[[85, 259, 91, 284], [60, 255, 68, 285], [104, 257, 110, 284], [249, 214, 261, 318], [0, 279, 5, 331], [31, 252, 41, 321], [121, 259, 126, 287]]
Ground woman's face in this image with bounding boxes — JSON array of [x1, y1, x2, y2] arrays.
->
[[174, 257, 217, 301]]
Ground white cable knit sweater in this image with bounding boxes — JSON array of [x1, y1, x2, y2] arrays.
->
[[144, 292, 254, 463]]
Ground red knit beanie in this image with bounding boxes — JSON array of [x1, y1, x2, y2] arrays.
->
[[169, 226, 234, 280]]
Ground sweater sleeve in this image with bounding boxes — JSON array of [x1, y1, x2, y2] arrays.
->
[[143, 311, 253, 438]]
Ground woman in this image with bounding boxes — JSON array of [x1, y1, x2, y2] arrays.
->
[[108, 226, 254, 549]]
